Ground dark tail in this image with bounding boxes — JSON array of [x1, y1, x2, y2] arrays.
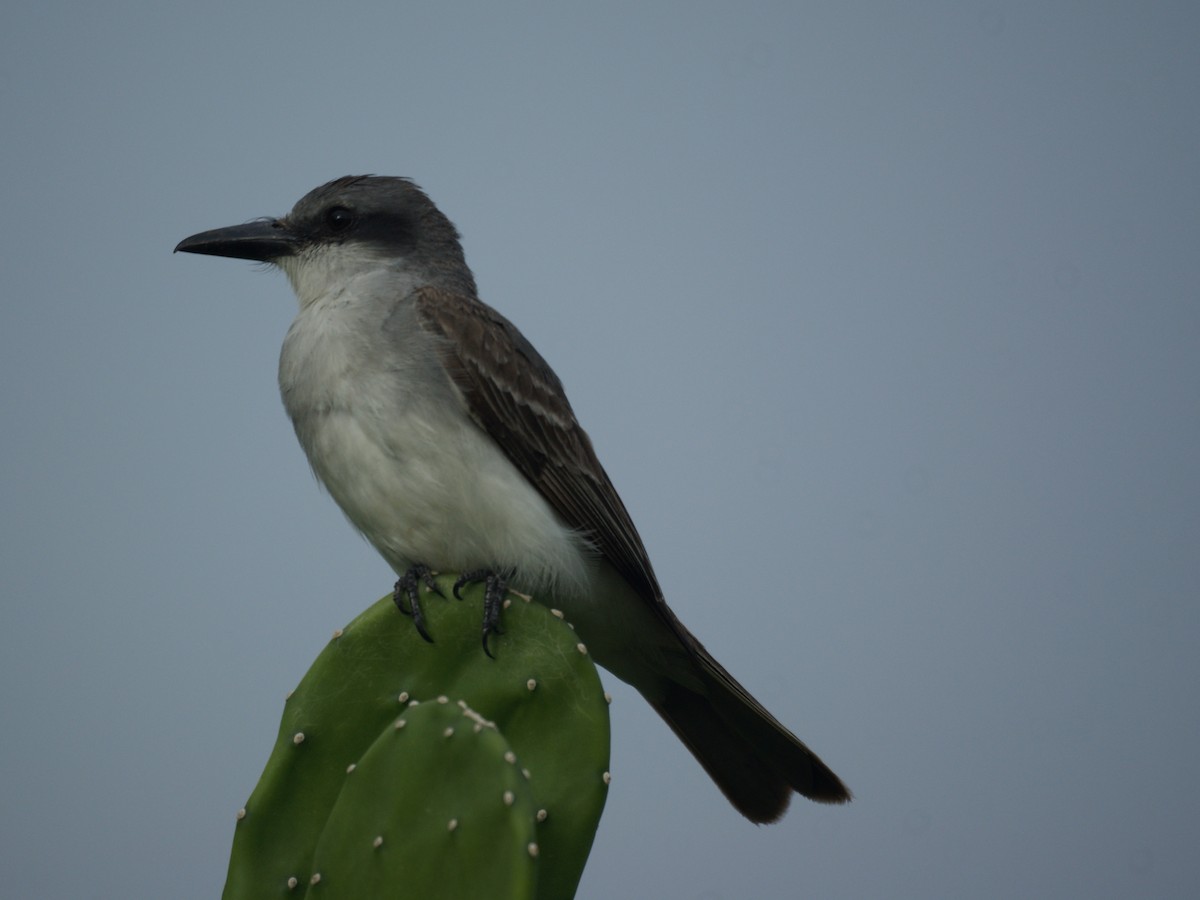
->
[[648, 633, 850, 823]]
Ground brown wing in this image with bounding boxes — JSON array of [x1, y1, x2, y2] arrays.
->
[[413, 286, 662, 603], [415, 289, 853, 818]]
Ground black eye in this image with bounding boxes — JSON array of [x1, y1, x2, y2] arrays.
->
[[325, 206, 354, 232]]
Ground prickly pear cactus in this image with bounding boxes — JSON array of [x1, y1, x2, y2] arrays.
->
[[310, 698, 540, 897], [222, 576, 611, 900]]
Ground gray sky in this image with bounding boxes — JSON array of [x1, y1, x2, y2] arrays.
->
[[2, 2, 1197, 898]]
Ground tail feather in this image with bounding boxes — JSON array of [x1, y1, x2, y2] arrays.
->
[[648, 635, 850, 823]]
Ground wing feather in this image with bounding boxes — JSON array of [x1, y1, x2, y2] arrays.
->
[[413, 287, 661, 603]]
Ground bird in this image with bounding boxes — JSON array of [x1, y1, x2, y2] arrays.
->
[[175, 175, 849, 822]]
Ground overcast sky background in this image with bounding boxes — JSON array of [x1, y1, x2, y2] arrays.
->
[[2, 3, 1197, 898]]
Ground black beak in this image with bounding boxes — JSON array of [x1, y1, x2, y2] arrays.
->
[[174, 218, 301, 262]]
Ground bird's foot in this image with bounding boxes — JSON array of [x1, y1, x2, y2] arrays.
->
[[393, 564, 444, 643], [453, 568, 513, 658]]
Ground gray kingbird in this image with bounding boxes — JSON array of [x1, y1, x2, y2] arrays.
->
[[175, 175, 849, 822]]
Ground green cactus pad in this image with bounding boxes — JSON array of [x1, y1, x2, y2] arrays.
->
[[222, 576, 610, 900], [309, 698, 538, 897]]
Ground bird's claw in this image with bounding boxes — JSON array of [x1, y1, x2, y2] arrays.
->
[[393, 564, 444, 643], [453, 568, 512, 658]]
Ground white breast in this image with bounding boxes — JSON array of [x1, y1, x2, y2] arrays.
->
[[276, 259, 592, 599]]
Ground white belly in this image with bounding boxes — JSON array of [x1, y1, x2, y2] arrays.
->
[[277, 286, 592, 599], [307, 402, 591, 594]]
